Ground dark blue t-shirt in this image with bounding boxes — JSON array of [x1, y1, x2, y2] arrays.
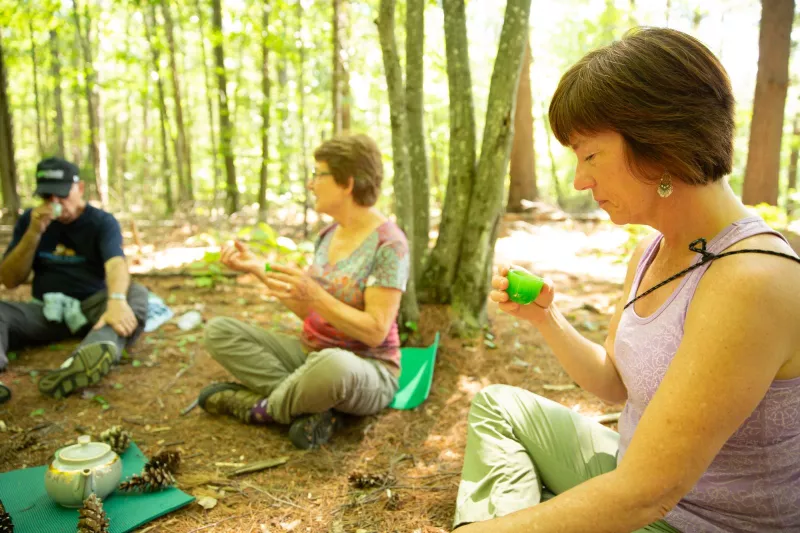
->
[[4, 204, 125, 301]]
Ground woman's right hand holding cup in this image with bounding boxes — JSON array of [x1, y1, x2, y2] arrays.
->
[[490, 265, 555, 325]]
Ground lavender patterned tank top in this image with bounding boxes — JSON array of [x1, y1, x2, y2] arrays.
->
[[615, 216, 800, 532]]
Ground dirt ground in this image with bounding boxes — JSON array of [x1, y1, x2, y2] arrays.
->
[[0, 215, 627, 533]]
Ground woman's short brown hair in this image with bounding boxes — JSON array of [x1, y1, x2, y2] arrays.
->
[[549, 27, 735, 185], [313, 133, 384, 206]]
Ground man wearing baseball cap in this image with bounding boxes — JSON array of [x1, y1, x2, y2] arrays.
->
[[0, 156, 148, 403]]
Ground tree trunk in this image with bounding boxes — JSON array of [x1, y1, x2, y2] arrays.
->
[[377, 0, 420, 325], [788, 112, 799, 214], [298, 0, 309, 238], [332, 0, 350, 133], [160, 0, 194, 204], [450, 0, 532, 333], [29, 20, 45, 157], [405, 0, 429, 286], [70, 37, 83, 168], [212, 0, 238, 214], [194, 0, 221, 210], [72, 0, 109, 207], [507, 37, 537, 212], [419, 0, 476, 304], [49, 30, 65, 157], [144, 9, 175, 215], [742, 0, 795, 206], [0, 37, 20, 219], [258, 2, 271, 223], [277, 57, 291, 193]]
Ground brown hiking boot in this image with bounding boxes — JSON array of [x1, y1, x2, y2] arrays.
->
[[38, 341, 116, 399], [198, 382, 264, 423]]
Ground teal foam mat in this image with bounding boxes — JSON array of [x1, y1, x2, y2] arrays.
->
[[0, 442, 194, 533]]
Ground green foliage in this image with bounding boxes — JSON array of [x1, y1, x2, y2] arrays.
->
[[749, 203, 789, 230]]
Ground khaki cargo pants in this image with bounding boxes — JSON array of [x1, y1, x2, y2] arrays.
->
[[454, 384, 680, 532], [203, 316, 398, 424]]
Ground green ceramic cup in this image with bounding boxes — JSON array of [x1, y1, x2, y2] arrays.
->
[[506, 268, 544, 305]]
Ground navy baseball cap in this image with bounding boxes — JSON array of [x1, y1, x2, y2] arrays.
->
[[34, 157, 80, 198]]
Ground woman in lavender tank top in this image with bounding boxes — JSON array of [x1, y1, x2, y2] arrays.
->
[[453, 28, 800, 533]]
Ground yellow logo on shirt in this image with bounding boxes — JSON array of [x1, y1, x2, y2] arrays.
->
[[53, 244, 77, 257]]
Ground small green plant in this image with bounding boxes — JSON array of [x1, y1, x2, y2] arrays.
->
[[189, 251, 226, 288], [749, 203, 788, 230]]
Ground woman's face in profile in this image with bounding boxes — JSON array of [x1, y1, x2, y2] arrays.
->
[[569, 130, 656, 226]]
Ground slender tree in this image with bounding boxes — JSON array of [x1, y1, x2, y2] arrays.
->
[[419, 0, 476, 303], [29, 20, 45, 157], [72, 0, 109, 207], [0, 35, 20, 219], [297, 0, 310, 237], [507, 37, 537, 212], [332, 0, 350, 133], [788, 112, 800, 214], [377, 0, 420, 325], [742, 0, 795, 206], [160, 0, 194, 203], [406, 0, 429, 286], [212, 0, 238, 214], [450, 0, 533, 332], [258, 1, 271, 222], [49, 30, 65, 157], [194, 0, 221, 210], [144, 7, 175, 214]]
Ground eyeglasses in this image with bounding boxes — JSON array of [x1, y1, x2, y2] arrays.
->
[[311, 171, 333, 181]]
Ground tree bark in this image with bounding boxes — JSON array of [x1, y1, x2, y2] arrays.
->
[[405, 0, 429, 287], [160, 0, 194, 204], [742, 0, 795, 206], [29, 20, 45, 157], [144, 9, 175, 215], [377, 0, 420, 325], [194, 0, 221, 210], [419, 0, 476, 304], [49, 30, 65, 157], [542, 101, 565, 207], [507, 37, 537, 212], [211, 0, 238, 214], [0, 36, 20, 219], [72, 0, 109, 207], [258, 1, 271, 223], [450, 0, 532, 333]]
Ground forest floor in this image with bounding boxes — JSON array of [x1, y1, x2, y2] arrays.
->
[[0, 212, 649, 532]]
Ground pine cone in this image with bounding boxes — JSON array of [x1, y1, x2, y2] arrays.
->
[[77, 494, 109, 533], [119, 463, 175, 493], [98, 426, 131, 455], [0, 498, 13, 533], [149, 450, 181, 474], [347, 470, 396, 489]]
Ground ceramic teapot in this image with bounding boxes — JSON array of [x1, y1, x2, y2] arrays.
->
[[44, 435, 122, 508]]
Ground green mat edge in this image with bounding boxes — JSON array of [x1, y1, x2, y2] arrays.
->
[[390, 331, 440, 410]]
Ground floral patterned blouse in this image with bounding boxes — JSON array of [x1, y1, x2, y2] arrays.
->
[[300, 220, 409, 369]]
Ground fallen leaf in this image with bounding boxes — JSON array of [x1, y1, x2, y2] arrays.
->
[[280, 520, 301, 531], [197, 496, 217, 510], [510, 357, 530, 368], [29, 408, 45, 417]]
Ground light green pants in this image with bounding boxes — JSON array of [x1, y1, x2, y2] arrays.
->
[[204, 317, 398, 424], [454, 385, 680, 532]]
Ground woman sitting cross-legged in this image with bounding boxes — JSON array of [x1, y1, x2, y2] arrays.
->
[[453, 28, 800, 533], [197, 133, 408, 450]]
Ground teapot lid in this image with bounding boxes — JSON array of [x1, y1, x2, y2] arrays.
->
[[59, 435, 112, 464]]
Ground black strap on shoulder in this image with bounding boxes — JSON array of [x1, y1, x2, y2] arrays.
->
[[624, 237, 800, 310]]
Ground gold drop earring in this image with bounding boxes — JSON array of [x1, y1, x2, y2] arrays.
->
[[658, 171, 673, 198]]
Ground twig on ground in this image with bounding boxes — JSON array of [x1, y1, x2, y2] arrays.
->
[[592, 412, 621, 424], [186, 513, 249, 533], [180, 398, 199, 416], [241, 481, 308, 510], [227, 456, 289, 477], [122, 418, 146, 426]]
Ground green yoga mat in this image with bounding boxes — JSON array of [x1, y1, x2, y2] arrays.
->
[[390, 332, 440, 410], [0, 442, 194, 533]]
